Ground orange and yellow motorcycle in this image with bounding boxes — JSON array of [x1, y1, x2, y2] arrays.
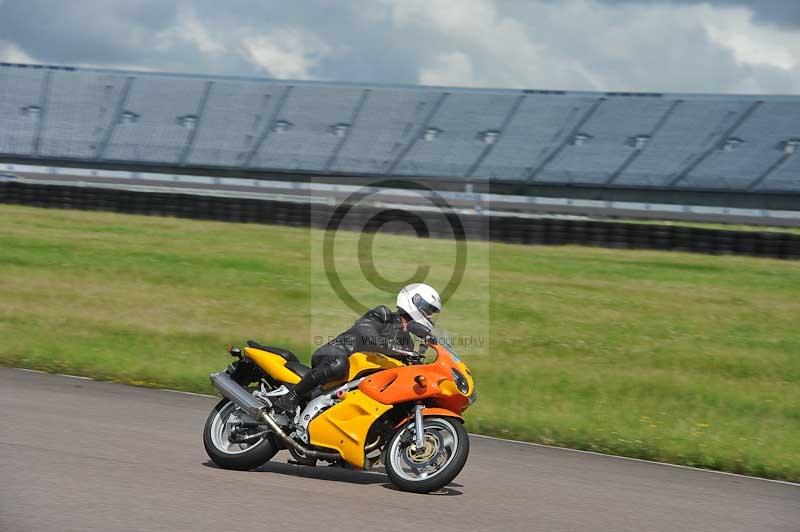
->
[[203, 325, 475, 493]]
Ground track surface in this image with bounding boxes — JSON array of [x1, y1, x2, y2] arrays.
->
[[1, 368, 797, 532]]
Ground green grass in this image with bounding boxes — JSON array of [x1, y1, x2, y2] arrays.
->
[[1, 204, 799, 482]]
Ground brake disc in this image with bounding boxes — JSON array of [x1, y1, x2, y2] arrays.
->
[[402, 433, 441, 469]]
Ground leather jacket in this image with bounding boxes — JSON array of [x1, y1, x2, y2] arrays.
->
[[330, 305, 413, 357]]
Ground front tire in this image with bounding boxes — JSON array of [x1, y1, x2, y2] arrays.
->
[[203, 398, 278, 471], [385, 416, 469, 493]]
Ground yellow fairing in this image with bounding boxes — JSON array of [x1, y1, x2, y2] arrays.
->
[[308, 389, 391, 468], [244, 347, 301, 385], [346, 352, 404, 381], [321, 352, 404, 390]]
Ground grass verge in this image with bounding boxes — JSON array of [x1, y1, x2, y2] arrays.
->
[[1, 204, 798, 481]]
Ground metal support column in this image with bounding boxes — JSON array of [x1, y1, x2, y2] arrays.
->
[[668, 100, 762, 187], [384, 92, 449, 176], [243, 85, 294, 168], [324, 88, 371, 172], [95, 76, 134, 161], [178, 80, 214, 165], [32, 70, 53, 156], [525, 97, 605, 182], [465, 92, 526, 178], [605, 99, 682, 185]]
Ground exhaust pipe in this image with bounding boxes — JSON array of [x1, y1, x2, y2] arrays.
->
[[210, 372, 265, 416], [210, 372, 341, 462]]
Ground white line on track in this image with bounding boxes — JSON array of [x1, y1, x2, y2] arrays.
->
[[12, 367, 799, 487], [56, 373, 94, 380], [469, 433, 800, 487], [159, 388, 216, 398]]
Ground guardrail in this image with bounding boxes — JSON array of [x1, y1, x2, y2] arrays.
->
[[1, 180, 799, 260], [3, 163, 800, 226]]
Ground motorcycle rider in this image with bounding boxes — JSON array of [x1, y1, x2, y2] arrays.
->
[[272, 283, 442, 414]]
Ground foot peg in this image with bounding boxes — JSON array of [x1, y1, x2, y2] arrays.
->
[[272, 389, 300, 414]]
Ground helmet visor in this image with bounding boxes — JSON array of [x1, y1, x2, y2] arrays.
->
[[411, 293, 440, 318]]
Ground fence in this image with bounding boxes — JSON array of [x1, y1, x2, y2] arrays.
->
[[1, 181, 799, 259]]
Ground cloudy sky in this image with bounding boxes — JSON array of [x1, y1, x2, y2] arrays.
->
[[0, 0, 798, 94]]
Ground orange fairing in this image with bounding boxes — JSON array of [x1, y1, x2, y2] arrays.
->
[[358, 344, 473, 414]]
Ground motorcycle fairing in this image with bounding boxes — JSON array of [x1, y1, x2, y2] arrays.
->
[[244, 347, 301, 385], [347, 352, 405, 379], [358, 347, 474, 410], [307, 389, 392, 468], [393, 407, 464, 428], [321, 352, 405, 389], [247, 348, 405, 388]]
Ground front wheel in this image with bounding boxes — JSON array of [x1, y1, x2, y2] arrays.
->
[[385, 416, 469, 493], [203, 398, 278, 471]]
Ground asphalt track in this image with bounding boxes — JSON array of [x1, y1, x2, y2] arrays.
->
[[1, 368, 797, 532]]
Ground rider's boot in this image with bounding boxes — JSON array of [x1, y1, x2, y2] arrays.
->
[[272, 388, 300, 414], [272, 367, 324, 414]]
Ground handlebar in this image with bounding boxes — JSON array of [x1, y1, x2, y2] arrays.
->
[[389, 346, 417, 358], [389, 345, 428, 364]]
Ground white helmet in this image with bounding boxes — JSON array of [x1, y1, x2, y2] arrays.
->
[[396, 283, 442, 331]]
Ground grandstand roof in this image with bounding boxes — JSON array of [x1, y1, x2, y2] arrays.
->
[[0, 62, 798, 192]]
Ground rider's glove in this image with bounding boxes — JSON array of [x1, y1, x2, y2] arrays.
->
[[381, 338, 401, 357], [384, 340, 410, 360]]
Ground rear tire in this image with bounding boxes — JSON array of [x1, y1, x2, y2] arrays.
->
[[385, 416, 469, 493], [203, 398, 278, 471]]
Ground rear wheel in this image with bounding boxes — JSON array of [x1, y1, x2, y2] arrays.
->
[[203, 398, 278, 471], [385, 416, 469, 493]]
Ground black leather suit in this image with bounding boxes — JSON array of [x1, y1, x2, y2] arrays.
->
[[296, 306, 413, 396]]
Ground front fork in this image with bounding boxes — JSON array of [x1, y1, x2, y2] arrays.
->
[[413, 403, 425, 450]]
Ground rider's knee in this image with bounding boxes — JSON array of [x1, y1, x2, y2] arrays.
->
[[325, 356, 349, 380]]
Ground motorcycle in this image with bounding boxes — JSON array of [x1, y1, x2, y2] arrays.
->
[[202, 323, 475, 493]]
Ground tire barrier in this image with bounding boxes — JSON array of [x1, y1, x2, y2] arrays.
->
[[1, 181, 799, 260]]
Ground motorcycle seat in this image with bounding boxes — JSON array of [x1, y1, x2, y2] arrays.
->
[[246, 340, 300, 363], [285, 360, 311, 377]]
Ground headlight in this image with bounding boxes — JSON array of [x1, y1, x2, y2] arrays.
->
[[451, 368, 469, 394], [468, 390, 477, 405]]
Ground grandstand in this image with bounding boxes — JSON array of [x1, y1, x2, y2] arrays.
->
[[0, 62, 798, 211]]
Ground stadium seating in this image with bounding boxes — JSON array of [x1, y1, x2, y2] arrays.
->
[[0, 66, 43, 155], [536, 97, 675, 185], [392, 91, 517, 177], [187, 80, 283, 167], [0, 63, 797, 192], [765, 154, 800, 191], [616, 99, 753, 187], [330, 88, 437, 175]]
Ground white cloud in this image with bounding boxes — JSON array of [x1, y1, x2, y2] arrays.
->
[[75, 62, 159, 72], [0, 40, 34, 63], [419, 51, 476, 86], [240, 28, 331, 79], [701, 7, 800, 70], [1, 0, 799, 94], [156, 7, 226, 56], [385, 0, 608, 89], [383, 0, 800, 93]]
